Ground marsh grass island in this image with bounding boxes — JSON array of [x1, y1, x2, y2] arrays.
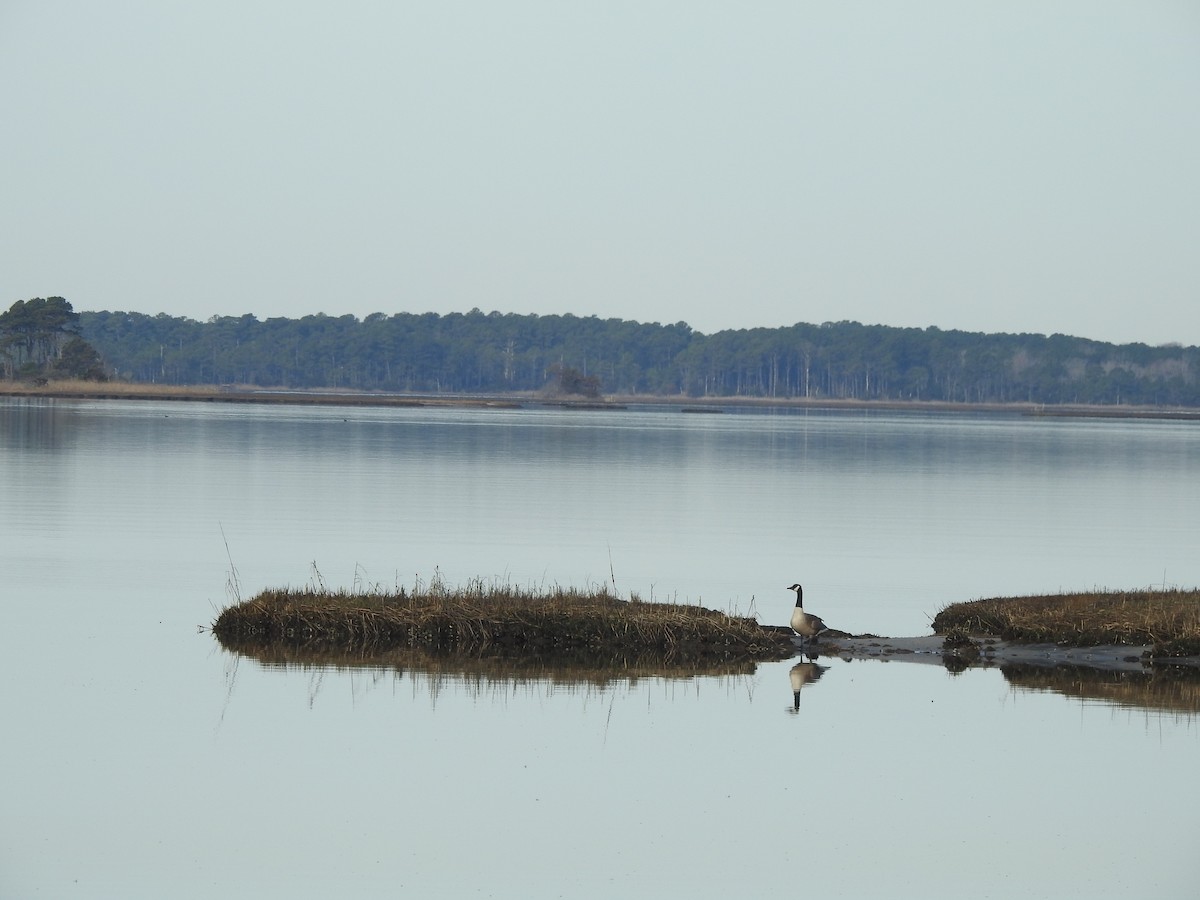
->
[[211, 580, 1200, 672]]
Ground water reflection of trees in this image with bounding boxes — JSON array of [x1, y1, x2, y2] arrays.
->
[[0, 398, 71, 451], [1001, 664, 1200, 715]]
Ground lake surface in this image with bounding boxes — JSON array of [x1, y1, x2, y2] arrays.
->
[[1, 397, 1197, 899]]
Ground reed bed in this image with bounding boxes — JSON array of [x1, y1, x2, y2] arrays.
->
[[932, 589, 1200, 655], [212, 580, 793, 663], [0, 380, 521, 408], [0, 379, 219, 398]]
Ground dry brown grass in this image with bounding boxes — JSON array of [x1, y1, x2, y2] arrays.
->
[[0, 379, 227, 398], [0, 379, 528, 408], [932, 589, 1200, 655], [212, 580, 793, 664]]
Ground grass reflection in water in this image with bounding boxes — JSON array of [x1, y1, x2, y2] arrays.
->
[[1000, 664, 1200, 716]]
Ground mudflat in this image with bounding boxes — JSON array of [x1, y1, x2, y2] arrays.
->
[[800, 633, 1200, 673]]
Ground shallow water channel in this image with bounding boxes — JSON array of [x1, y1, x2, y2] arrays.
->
[[1, 397, 1197, 898]]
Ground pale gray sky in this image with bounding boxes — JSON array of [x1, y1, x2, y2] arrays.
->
[[3, 2, 1198, 345]]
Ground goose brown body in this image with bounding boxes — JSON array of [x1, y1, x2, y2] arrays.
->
[[788, 583, 827, 642]]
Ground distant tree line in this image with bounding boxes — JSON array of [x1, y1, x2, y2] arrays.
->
[[17, 304, 1193, 406]]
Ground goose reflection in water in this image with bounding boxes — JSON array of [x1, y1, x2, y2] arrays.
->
[[788, 660, 829, 713]]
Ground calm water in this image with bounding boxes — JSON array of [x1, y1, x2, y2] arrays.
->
[[1, 397, 1197, 899]]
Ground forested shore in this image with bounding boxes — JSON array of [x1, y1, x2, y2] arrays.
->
[[78, 308, 1199, 406], [4, 298, 1199, 407]]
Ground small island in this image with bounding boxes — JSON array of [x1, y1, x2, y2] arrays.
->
[[932, 588, 1200, 655], [820, 588, 1200, 673], [212, 581, 796, 664]]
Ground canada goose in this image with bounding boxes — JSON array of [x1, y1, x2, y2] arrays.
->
[[788, 583, 827, 646], [789, 661, 828, 712]]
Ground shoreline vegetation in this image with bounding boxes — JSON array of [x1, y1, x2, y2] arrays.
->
[[5, 378, 1200, 419], [6, 299, 1200, 407], [212, 582, 796, 665], [66, 307, 1200, 406], [931, 589, 1200, 659]]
